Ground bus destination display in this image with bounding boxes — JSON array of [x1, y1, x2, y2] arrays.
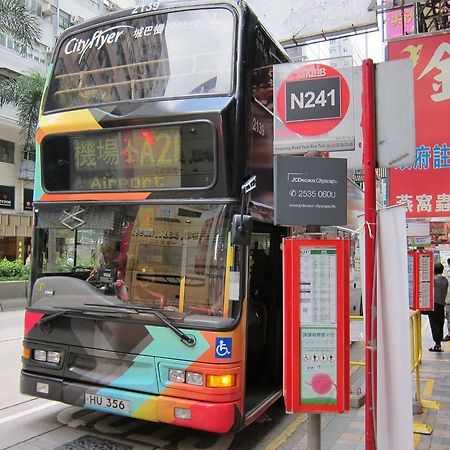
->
[[43, 123, 215, 192], [70, 127, 181, 190]]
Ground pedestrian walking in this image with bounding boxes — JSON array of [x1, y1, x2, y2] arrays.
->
[[429, 262, 448, 352]]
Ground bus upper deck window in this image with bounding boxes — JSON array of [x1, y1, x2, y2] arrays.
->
[[45, 8, 235, 112]]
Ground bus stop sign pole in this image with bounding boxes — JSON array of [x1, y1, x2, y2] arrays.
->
[[362, 58, 377, 450]]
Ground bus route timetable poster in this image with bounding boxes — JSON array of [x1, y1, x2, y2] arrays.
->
[[283, 238, 349, 414], [299, 247, 338, 405], [418, 253, 432, 310]]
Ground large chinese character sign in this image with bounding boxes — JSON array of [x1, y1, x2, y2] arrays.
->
[[389, 33, 450, 218]]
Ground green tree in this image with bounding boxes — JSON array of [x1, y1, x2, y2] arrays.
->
[[0, 71, 46, 154], [0, 0, 40, 50], [0, 1, 43, 155]]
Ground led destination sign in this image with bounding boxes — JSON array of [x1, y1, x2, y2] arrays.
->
[[42, 123, 215, 192], [73, 127, 181, 190]]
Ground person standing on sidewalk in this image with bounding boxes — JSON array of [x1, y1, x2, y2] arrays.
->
[[429, 262, 448, 352], [443, 258, 450, 342]]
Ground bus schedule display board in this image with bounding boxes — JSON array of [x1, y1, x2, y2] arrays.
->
[[283, 238, 350, 413], [408, 250, 434, 311]]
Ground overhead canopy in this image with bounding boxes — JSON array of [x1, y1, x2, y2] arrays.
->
[[247, 0, 377, 45]]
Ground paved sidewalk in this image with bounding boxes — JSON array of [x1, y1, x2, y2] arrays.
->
[[411, 319, 450, 450], [273, 380, 366, 449], [272, 319, 450, 449], [0, 296, 27, 312], [319, 321, 450, 449]]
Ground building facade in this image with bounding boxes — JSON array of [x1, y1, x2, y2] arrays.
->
[[0, 0, 120, 261]]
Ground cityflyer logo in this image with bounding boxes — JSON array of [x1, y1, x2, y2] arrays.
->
[[64, 25, 133, 62]]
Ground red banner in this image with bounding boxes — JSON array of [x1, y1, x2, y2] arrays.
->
[[388, 33, 450, 218]]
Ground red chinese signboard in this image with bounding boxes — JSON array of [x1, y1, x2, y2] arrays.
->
[[388, 33, 450, 218]]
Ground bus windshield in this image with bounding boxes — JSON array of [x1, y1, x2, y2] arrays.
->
[[45, 7, 235, 112], [31, 203, 237, 326]]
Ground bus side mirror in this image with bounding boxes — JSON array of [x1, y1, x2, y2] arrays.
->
[[231, 214, 253, 246]]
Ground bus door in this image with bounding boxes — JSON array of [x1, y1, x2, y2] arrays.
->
[[244, 223, 285, 415]]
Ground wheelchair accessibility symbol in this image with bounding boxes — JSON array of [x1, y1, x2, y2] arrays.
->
[[215, 337, 232, 358]]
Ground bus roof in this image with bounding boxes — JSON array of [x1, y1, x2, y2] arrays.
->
[[58, 0, 287, 59], [65, 0, 245, 36]]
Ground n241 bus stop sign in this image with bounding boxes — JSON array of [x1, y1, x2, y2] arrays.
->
[[273, 60, 355, 154]]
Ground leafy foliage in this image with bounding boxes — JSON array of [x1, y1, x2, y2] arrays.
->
[[0, 258, 29, 280], [0, 0, 40, 50], [0, 71, 46, 154]]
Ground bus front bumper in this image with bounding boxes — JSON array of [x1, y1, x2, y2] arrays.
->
[[21, 371, 239, 434]]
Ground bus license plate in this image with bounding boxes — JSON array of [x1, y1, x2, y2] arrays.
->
[[84, 393, 130, 412]]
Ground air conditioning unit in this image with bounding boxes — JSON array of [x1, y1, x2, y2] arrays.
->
[[70, 15, 80, 24], [42, 3, 56, 17], [45, 46, 53, 56]]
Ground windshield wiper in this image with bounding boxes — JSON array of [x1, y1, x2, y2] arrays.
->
[[84, 303, 196, 347], [38, 305, 136, 327], [38, 307, 90, 327]]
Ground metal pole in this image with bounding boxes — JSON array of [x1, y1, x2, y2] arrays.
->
[[307, 413, 321, 450], [362, 58, 377, 450]]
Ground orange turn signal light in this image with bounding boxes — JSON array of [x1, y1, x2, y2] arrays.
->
[[206, 374, 236, 388]]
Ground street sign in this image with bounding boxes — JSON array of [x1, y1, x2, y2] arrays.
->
[[274, 59, 354, 154], [334, 60, 416, 170], [285, 75, 342, 123], [274, 156, 347, 225]]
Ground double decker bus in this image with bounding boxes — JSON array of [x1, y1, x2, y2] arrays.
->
[[21, 0, 291, 433]]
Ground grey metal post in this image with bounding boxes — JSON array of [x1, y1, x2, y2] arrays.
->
[[307, 413, 321, 450]]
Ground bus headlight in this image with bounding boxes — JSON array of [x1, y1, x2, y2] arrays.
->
[[168, 369, 204, 386], [33, 350, 47, 362], [31, 349, 61, 364], [185, 372, 203, 386], [47, 351, 61, 364], [168, 369, 185, 383]]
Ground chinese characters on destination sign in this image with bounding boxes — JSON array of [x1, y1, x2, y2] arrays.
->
[[70, 127, 213, 191], [64, 2, 222, 62]]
